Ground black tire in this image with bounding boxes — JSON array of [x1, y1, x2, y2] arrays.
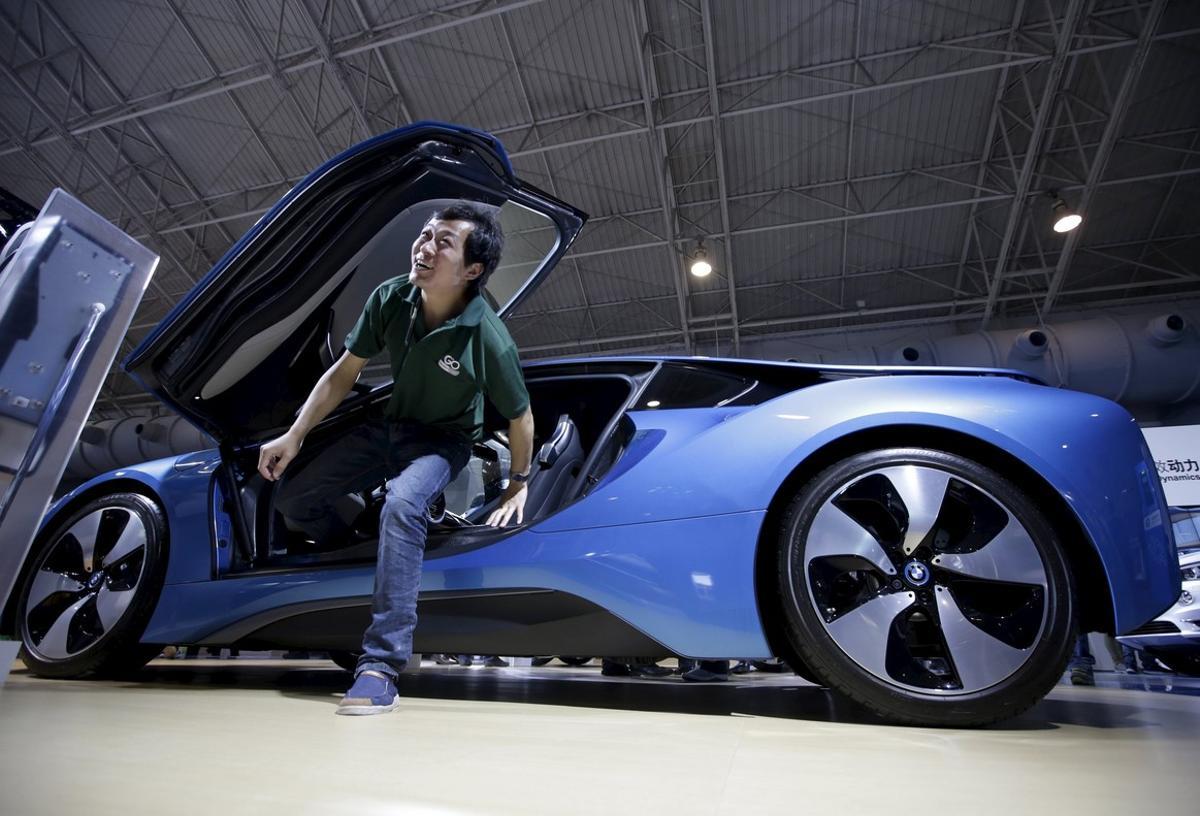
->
[[328, 650, 361, 673], [1147, 651, 1200, 677], [531, 657, 553, 667], [776, 448, 1075, 727], [17, 493, 168, 679], [557, 656, 593, 666]]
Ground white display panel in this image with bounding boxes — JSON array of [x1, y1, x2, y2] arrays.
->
[[0, 190, 158, 612]]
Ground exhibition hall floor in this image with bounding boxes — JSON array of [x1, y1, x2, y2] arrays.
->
[[1, 658, 1197, 815]]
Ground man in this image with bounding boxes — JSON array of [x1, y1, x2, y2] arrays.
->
[[257, 201, 535, 716]]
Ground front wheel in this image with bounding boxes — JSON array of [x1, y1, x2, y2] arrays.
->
[[17, 493, 168, 678], [776, 449, 1075, 727]]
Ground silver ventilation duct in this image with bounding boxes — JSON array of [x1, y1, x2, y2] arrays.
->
[[64, 414, 211, 485], [801, 309, 1200, 408]]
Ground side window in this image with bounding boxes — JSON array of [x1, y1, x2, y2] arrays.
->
[[636, 365, 754, 409], [487, 201, 558, 309]]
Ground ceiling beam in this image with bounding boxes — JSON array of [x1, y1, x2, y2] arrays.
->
[[498, 25, 1200, 159], [230, 0, 330, 161], [0, 0, 547, 153], [506, 230, 1200, 328], [130, 122, 1200, 241], [551, 163, 1200, 262], [6, 6, 1196, 162], [160, 0, 290, 183], [0, 78, 205, 314], [0, 4, 226, 279], [952, 0, 1028, 312], [1041, 0, 1169, 317], [980, 0, 1087, 327], [348, 0, 417, 127], [632, 0, 692, 353], [33, 1, 238, 254], [295, 0, 373, 141], [496, 10, 600, 354], [700, 0, 740, 356]]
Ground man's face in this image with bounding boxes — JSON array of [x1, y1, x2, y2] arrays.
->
[[409, 217, 481, 297]]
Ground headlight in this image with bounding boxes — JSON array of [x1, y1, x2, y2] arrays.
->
[[1182, 565, 1200, 582]]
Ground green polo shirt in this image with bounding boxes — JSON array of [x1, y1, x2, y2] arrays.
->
[[344, 278, 529, 442]]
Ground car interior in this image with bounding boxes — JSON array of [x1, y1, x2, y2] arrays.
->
[[212, 193, 645, 572], [224, 372, 637, 571]]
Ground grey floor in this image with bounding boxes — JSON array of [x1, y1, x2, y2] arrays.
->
[[1, 657, 1197, 815]]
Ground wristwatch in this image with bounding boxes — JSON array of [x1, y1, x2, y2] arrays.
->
[[511, 471, 530, 484]]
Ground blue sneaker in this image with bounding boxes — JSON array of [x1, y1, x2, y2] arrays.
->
[[336, 671, 399, 715]]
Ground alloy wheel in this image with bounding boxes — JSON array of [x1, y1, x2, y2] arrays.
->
[[23, 506, 149, 661], [802, 464, 1049, 695]]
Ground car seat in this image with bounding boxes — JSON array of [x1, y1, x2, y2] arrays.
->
[[466, 414, 583, 525]]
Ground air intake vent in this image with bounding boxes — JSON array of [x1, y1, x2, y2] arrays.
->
[[1127, 620, 1180, 636]]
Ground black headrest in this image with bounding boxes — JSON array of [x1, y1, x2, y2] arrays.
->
[[537, 414, 575, 467]]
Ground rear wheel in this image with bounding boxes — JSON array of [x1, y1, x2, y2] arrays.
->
[[17, 493, 168, 678], [776, 449, 1074, 727]]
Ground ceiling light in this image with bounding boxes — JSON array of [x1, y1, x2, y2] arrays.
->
[[690, 240, 712, 278], [1049, 193, 1082, 233]]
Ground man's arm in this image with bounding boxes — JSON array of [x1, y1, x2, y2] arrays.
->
[[257, 350, 368, 481], [485, 406, 534, 527]]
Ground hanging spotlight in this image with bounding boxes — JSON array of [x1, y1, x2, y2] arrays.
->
[[690, 240, 712, 277], [1049, 191, 1082, 233]]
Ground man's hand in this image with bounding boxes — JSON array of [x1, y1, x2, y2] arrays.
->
[[258, 432, 303, 481], [485, 482, 528, 527], [256, 351, 364, 482]]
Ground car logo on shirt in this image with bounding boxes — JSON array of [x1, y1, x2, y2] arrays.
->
[[438, 355, 461, 376]]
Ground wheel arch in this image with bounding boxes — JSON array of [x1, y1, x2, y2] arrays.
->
[[752, 423, 1114, 668], [1, 478, 168, 637]]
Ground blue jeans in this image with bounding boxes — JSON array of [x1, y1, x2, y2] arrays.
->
[[1068, 634, 1094, 671], [276, 417, 470, 678]]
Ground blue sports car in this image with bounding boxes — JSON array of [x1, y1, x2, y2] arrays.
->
[[3, 123, 1180, 727]]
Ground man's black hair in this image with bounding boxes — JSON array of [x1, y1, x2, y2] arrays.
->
[[431, 201, 504, 297]]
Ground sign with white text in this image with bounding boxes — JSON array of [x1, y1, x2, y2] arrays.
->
[[1142, 425, 1200, 507]]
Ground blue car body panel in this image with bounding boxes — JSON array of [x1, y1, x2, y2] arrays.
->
[[43, 451, 220, 587], [48, 362, 1168, 654], [140, 510, 770, 658], [537, 373, 1175, 634]]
